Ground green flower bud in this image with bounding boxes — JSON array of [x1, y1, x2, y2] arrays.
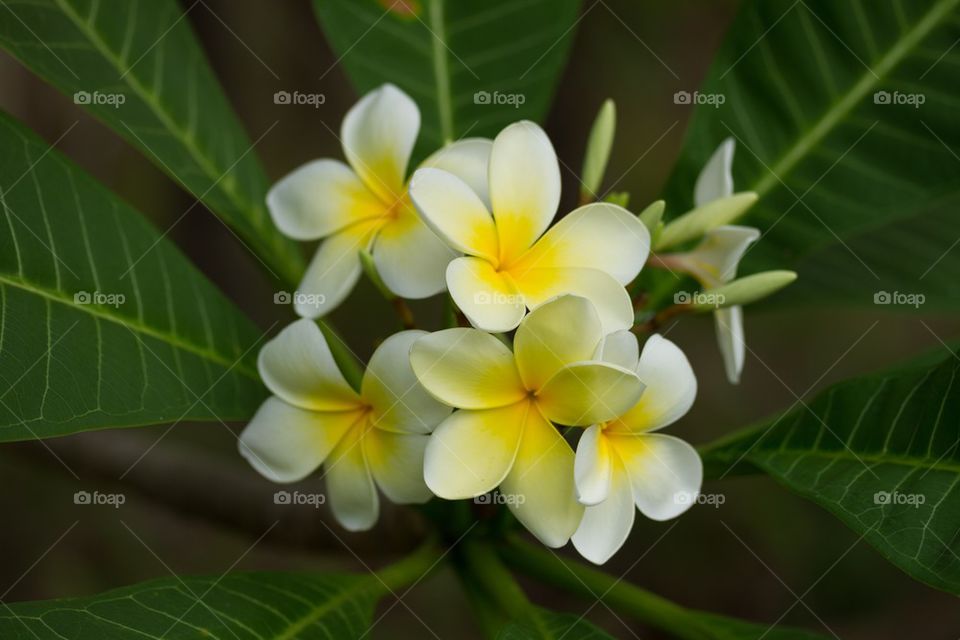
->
[[580, 99, 616, 201], [691, 270, 797, 310], [656, 192, 758, 250]]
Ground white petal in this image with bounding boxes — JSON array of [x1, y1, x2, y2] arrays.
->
[[420, 137, 493, 208], [500, 406, 583, 548], [409, 167, 498, 260], [684, 225, 760, 286], [608, 334, 696, 434], [536, 362, 645, 426], [446, 257, 525, 332], [364, 428, 432, 504], [238, 397, 360, 483], [612, 433, 703, 521], [574, 425, 611, 505], [423, 401, 528, 499], [489, 121, 561, 262], [510, 203, 650, 285], [257, 319, 361, 411], [599, 330, 640, 371], [266, 159, 384, 241], [373, 203, 455, 299], [715, 305, 746, 384], [294, 220, 381, 318], [325, 425, 379, 531], [572, 455, 635, 565], [410, 328, 527, 410], [362, 330, 452, 434], [516, 267, 634, 333], [341, 83, 419, 202], [694, 137, 735, 206], [513, 295, 603, 391]]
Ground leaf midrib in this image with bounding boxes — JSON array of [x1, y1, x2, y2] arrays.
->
[[0, 274, 259, 380], [427, 0, 454, 142], [272, 578, 374, 640], [750, 0, 960, 198], [747, 446, 960, 474]]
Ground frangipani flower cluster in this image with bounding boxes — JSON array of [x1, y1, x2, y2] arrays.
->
[[242, 85, 795, 564]]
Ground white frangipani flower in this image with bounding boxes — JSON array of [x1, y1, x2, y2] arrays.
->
[[408, 120, 650, 334], [267, 83, 492, 316], [239, 319, 451, 531], [571, 331, 702, 564]]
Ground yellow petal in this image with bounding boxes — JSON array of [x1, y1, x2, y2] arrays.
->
[[419, 137, 494, 209], [500, 406, 583, 548], [423, 401, 530, 499], [446, 257, 525, 332], [410, 328, 527, 409], [574, 424, 611, 505], [373, 202, 455, 299], [513, 267, 634, 333], [610, 433, 703, 521], [325, 423, 379, 531], [572, 452, 635, 565], [408, 167, 499, 260], [536, 362, 644, 426], [364, 427, 432, 504]]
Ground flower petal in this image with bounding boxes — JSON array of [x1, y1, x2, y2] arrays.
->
[[420, 137, 493, 208], [599, 330, 640, 371], [325, 425, 379, 531], [373, 202, 455, 299], [410, 328, 527, 410], [513, 295, 603, 391], [258, 318, 361, 411], [489, 121, 561, 262], [536, 362, 644, 426], [423, 401, 528, 499], [341, 83, 419, 202], [500, 406, 583, 548], [447, 257, 525, 332], [363, 330, 452, 434], [694, 137, 735, 206], [612, 433, 703, 521], [408, 167, 498, 260], [715, 305, 746, 384], [572, 454, 635, 564], [511, 203, 650, 285], [515, 267, 634, 334], [574, 424, 611, 505], [295, 219, 381, 318], [266, 159, 384, 241], [608, 334, 696, 434], [364, 428, 432, 504], [238, 397, 361, 483], [684, 225, 760, 286]]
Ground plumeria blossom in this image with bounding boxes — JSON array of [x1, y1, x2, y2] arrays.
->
[[572, 330, 702, 564], [238, 319, 451, 531], [680, 138, 760, 383], [408, 121, 650, 334], [409, 295, 645, 547], [267, 83, 493, 317]]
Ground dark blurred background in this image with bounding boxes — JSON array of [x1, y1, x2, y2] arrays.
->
[[1, 1, 957, 638]]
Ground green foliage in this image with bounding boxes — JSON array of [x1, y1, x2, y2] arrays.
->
[[664, 0, 960, 308], [0, 0, 303, 283], [498, 607, 613, 639], [704, 349, 960, 594], [312, 0, 581, 158], [0, 112, 266, 441]]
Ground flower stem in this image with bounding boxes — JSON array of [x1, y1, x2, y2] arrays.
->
[[370, 539, 444, 595], [391, 297, 416, 329]]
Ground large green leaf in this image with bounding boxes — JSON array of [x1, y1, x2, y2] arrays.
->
[[664, 0, 960, 309], [498, 607, 613, 639], [0, 0, 302, 284], [0, 111, 266, 441], [704, 349, 960, 594], [0, 571, 379, 638], [312, 0, 581, 156]]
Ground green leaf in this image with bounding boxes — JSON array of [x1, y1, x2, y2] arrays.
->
[[0, 0, 302, 284], [312, 0, 581, 155], [0, 111, 267, 441], [497, 607, 613, 640], [664, 0, 960, 308], [704, 349, 960, 594]]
